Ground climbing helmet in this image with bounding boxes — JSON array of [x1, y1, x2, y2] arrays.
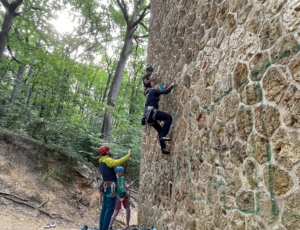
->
[[99, 145, 109, 155], [116, 166, 124, 172], [157, 84, 164, 90]]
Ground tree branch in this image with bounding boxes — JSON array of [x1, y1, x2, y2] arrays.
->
[[9, 0, 24, 12], [0, 0, 10, 11], [139, 21, 148, 31], [0, 195, 58, 218], [121, 0, 129, 22], [84, 39, 98, 52], [137, 0, 146, 5], [14, 6, 48, 16], [133, 34, 148, 39], [116, 0, 128, 23], [7, 46, 20, 64], [68, 40, 86, 54], [132, 4, 150, 28]]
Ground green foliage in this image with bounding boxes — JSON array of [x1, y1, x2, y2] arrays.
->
[[0, 0, 148, 184], [43, 168, 62, 181], [108, 4, 127, 27]]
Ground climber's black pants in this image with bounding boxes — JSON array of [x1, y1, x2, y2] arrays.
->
[[152, 111, 172, 149]]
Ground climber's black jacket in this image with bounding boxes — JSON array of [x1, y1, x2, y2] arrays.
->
[[145, 85, 174, 110]]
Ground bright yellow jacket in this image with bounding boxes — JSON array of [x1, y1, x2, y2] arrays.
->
[[99, 154, 130, 181], [99, 154, 130, 168]]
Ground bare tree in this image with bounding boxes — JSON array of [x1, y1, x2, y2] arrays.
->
[[101, 0, 150, 141]]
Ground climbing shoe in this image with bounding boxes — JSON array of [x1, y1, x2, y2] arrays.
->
[[44, 224, 51, 229], [162, 149, 170, 154], [160, 137, 171, 141]]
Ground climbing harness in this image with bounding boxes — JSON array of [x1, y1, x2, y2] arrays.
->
[[145, 106, 158, 126], [99, 181, 115, 194]]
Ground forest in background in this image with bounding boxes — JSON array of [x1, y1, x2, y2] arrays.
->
[[0, 0, 150, 182]]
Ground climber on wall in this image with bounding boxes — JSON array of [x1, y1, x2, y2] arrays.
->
[[98, 146, 131, 230], [143, 83, 175, 154], [142, 66, 157, 95]]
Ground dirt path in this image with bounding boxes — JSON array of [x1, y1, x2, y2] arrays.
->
[[0, 153, 138, 230], [0, 210, 79, 230], [0, 208, 138, 230]]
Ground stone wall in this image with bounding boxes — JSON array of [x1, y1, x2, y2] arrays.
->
[[138, 0, 300, 229]]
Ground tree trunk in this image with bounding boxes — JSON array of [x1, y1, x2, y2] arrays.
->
[[20, 83, 35, 123], [0, 11, 14, 62], [57, 73, 70, 114], [129, 77, 141, 125], [101, 108, 113, 140], [10, 66, 24, 106], [21, 65, 35, 123], [0, 0, 24, 62], [101, 26, 135, 141], [102, 73, 112, 102]]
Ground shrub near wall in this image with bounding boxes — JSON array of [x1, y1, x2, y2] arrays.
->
[[138, 0, 300, 229]]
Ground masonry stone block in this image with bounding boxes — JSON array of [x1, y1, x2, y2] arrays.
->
[[241, 83, 262, 105], [273, 128, 300, 170], [254, 105, 280, 137], [217, 92, 239, 122], [282, 189, 300, 229], [250, 51, 270, 81], [288, 53, 300, 83], [236, 106, 253, 141], [233, 62, 249, 93], [236, 0, 253, 25], [243, 158, 259, 190], [283, 85, 300, 127], [216, 0, 229, 27], [263, 67, 289, 103], [247, 134, 269, 165], [236, 190, 255, 211], [246, 6, 264, 34], [230, 141, 247, 167], [224, 13, 237, 36], [270, 35, 298, 65], [246, 215, 267, 229], [282, 0, 300, 32], [256, 191, 280, 225], [228, 210, 245, 230], [214, 203, 228, 229], [263, 164, 294, 196], [229, 0, 239, 12], [265, 0, 287, 18], [259, 17, 282, 50]]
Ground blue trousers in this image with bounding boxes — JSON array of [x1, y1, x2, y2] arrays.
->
[[99, 186, 116, 230]]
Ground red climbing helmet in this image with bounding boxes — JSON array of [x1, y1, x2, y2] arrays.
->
[[99, 146, 109, 155]]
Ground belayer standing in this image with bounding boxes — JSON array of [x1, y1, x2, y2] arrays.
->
[[142, 66, 157, 95], [98, 146, 131, 230], [143, 83, 175, 154]]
